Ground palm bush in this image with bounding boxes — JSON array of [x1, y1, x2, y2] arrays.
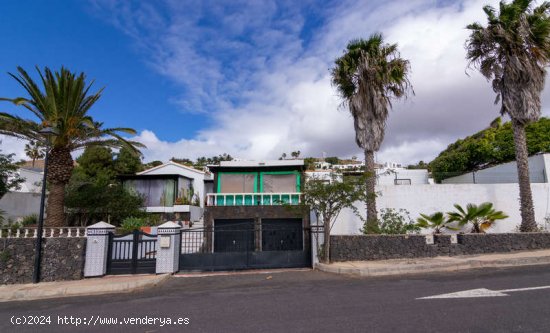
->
[[447, 202, 508, 233], [416, 212, 458, 234]]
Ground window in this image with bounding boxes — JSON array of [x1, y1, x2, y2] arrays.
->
[[124, 179, 176, 206], [262, 174, 297, 193], [219, 173, 256, 193]]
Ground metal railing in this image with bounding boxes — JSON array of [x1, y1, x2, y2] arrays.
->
[[206, 193, 302, 206], [0, 227, 87, 238]]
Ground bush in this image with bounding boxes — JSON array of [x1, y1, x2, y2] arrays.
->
[[362, 208, 420, 235], [120, 217, 145, 233], [21, 214, 38, 226]]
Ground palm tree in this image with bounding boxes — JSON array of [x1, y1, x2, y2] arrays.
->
[[0, 66, 144, 227], [331, 33, 413, 232], [24, 140, 45, 168], [416, 212, 458, 234], [466, 0, 550, 231], [447, 202, 508, 233]]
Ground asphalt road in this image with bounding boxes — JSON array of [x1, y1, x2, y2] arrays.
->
[[2, 265, 550, 333]]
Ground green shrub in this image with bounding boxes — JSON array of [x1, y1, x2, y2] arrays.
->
[[120, 217, 145, 233], [416, 212, 459, 234], [447, 202, 508, 233], [0, 250, 10, 263], [363, 208, 419, 235], [21, 214, 38, 226]]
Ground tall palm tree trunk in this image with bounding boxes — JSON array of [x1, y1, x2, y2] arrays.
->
[[512, 119, 537, 232], [45, 148, 74, 227], [364, 149, 378, 232], [46, 183, 66, 227]]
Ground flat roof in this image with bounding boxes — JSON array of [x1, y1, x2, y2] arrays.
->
[[212, 160, 304, 168]]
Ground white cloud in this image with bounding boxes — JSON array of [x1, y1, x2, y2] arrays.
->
[[0, 135, 28, 160], [6, 0, 550, 166], [123, 0, 515, 165]]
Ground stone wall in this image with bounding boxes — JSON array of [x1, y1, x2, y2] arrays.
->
[[0, 238, 86, 284], [330, 233, 550, 262]]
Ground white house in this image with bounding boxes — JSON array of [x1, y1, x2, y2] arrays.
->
[[442, 153, 550, 184], [121, 161, 210, 222]]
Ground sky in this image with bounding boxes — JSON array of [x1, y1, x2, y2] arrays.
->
[[1, 0, 550, 165]]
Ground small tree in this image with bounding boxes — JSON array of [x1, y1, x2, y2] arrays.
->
[[301, 173, 367, 263], [24, 140, 45, 168], [365, 208, 420, 234], [0, 149, 23, 199]]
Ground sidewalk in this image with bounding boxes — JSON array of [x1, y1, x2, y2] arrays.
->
[[316, 249, 550, 277], [0, 274, 170, 303]]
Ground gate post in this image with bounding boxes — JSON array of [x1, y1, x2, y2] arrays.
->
[[310, 211, 323, 266], [156, 222, 182, 274], [84, 221, 116, 277]]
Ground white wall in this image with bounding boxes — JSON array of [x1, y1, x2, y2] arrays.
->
[[377, 169, 429, 185], [331, 183, 550, 235], [0, 192, 42, 221], [13, 169, 43, 193], [443, 154, 549, 184]]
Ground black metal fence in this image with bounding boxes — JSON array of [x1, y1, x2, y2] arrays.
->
[[179, 220, 311, 271]]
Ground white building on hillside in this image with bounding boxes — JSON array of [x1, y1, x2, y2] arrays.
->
[[442, 153, 550, 184]]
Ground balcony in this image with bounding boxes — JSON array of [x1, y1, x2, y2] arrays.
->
[[206, 193, 302, 206]]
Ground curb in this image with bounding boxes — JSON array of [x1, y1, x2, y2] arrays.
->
[[316, 255, 550, 277], [0, 274, 171, 303]]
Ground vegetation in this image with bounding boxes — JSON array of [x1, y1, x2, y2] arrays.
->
[[331, 34, 413, 233], [21, 214, 38, 226], [170, 154, 233, 169], [466, 0, 550, 231], [416, 212, 458, 234], [0, 150, 23, 199], [407, 160, 428, 170], [65, 146, 145, 226], [447, 202, 508, 233], [362, 208, 419, 235], [120, 217, 146, 233], [0, 66, 144, 227], [324, 157, 340, 166], [175, 186, 200, 206], [301, 173, 368, 263], [24, 140, 45, 168], [430, 117, 550, 182]]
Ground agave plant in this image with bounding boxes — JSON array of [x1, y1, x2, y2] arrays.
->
[[416, 212, 458, 234], [447, 203, 508, 233]]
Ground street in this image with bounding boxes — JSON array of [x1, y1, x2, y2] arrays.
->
[[1, 265, 550, 332]]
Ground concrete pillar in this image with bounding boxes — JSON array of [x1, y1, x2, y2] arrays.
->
[[156, 222, 182, 274], [84, 221, 115, 277]]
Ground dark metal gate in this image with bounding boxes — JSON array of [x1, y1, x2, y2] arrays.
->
[[179, 219, 311, 271], [107, 230, 157, 275]]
